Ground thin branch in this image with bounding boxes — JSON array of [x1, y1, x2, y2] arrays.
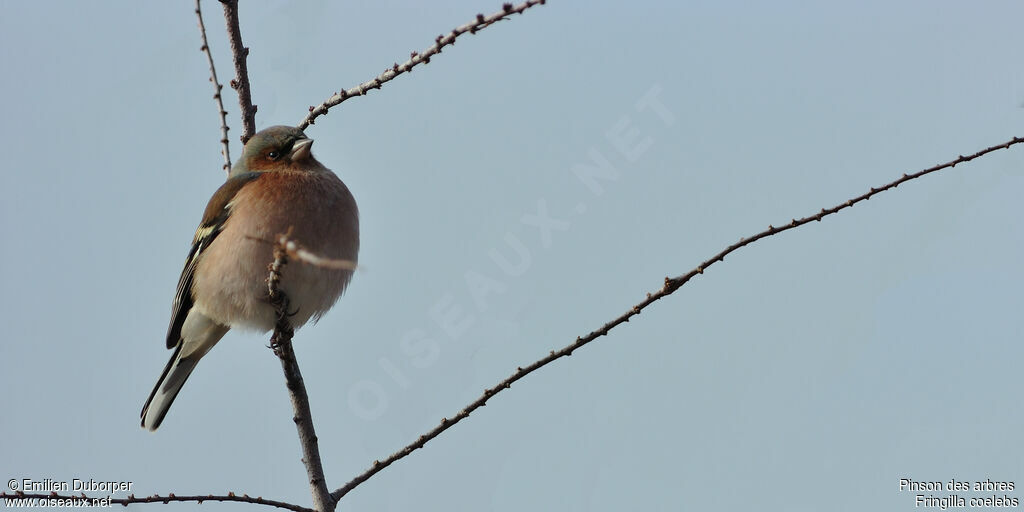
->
[[330, 135, 1024, 501], [195, 0, 232, 172], [268, 236, 334, 512], [220, 0, 257, 144], [297, 0, 547, 130], [280, 235, 359, 271], [0, 491, 312, 512]]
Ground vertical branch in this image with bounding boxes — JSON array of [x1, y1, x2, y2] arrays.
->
[[220, 0, 257, 144], [268, 237, 335, 512], [195, 0, 232, 173]]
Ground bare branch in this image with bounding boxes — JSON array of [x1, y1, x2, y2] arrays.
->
[[297, 0, 547, 130], [330, 135, 1024, 501], [195, 0, 232, 172], [220, 0, 257, 144], [279, 235, 359, 271], [0, 491, 312, 512], [268, 236, 334, 512]]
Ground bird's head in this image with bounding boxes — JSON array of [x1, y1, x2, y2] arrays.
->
[[231, 125, 318, 176]]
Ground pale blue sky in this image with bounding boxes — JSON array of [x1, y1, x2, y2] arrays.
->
[[2, 1, 1023, 511]]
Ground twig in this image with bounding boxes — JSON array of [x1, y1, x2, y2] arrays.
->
[[0, 491, 312, 512], [297, 0, 547, 130], [220, 0, 257, 144], [268, 237, 334, 512], [195, 0, 232, 172], [330, 135, 1024, 501], [279, 235, 358, 271]]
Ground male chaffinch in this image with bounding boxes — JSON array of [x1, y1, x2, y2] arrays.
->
[[141, 125, 359, 431]]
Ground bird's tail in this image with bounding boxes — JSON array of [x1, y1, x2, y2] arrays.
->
[[141, 345, 200, 431]]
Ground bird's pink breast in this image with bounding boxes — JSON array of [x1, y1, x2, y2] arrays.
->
[[191, 168, 359, 332]]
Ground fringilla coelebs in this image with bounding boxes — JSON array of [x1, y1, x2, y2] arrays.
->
[[141, 125, 359, 431]]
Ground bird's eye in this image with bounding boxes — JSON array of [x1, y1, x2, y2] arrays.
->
[[267, 150, 281, 161]]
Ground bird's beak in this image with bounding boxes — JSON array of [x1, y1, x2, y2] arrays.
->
[[290, 137, 313, 161]]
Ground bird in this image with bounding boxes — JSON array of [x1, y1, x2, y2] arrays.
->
[[141, 125, 359, 431]]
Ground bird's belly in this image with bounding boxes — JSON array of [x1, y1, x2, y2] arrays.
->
[[192, 226, 356, 333]]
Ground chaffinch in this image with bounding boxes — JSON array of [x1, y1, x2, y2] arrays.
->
[[141, 125, 359, 431]]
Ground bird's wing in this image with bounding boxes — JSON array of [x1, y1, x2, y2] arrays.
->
[[165, 172, 261, 348]]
